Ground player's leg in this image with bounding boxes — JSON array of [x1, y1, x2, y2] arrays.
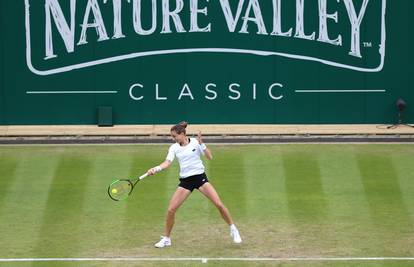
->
[[155, 187, 191, 248], [165, 187, 191, 236], [198, 182, 242, 243], [198, 182, 233, 224]]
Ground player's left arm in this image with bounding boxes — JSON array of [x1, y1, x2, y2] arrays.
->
[[197, 131, 213, 160]]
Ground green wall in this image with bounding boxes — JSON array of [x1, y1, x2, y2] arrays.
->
[[0, 0, 413, 125]]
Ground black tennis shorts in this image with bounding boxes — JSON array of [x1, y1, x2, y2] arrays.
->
[[178, 173, 209, 192]]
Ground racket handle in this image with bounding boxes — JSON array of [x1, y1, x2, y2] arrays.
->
[[139, 173, 148, 180]]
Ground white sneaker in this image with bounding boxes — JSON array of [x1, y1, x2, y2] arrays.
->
[[154, 236, 171, 248], [230, 228, 242, 243]]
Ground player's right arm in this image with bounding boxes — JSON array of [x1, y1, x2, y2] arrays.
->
[[147, 160, 171, 175], [147, 145, 175, 175]]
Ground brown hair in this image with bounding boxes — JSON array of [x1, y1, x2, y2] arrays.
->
[[170, 121, 188, 135]]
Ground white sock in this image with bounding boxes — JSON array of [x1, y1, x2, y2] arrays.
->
[[230, 224, 237, 231]]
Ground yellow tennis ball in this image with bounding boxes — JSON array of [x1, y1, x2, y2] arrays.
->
[[111, 188, 118, 194]]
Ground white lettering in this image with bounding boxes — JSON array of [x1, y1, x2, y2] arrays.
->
[[32, 0, 384, 74], [343, 0, 370, 58], [161, 0, 186, 34], [294, 0, 316, 41], [190, 0, 211, 33], [78, 0, 109, 45], [205, 83, 218, 100], [103, 0, 130, 39], [44, 0, 76, 59], [219, 0, 245, 33], [155, 84, 167, 100], [178, 84, 194, 100], [133, 0, 157, 35], [268, 83, 283, 100], [129, 83, 144, 100], [229, 83, 241, 100], [239, 0, 268, 35], [318, 0, 342, 46], [252, 83, 257, 100], [271, 0, 292, 37]]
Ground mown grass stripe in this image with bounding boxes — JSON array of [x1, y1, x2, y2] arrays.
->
[[31, 155, 93, 264], [315, 146, 374, 255], [206, 148, 247, 218], [282, 152, 328, 222], [0, 157, 19, 209], [125, 151, 167, 218], [128, 146, 173, 210], [242, 148, 287, 219], [317, 147, 370, 218], [389, 150, 414, 220], [0, 152, 59, 258], [74, 151, 131, 256], [357, 154, 412, 228], [357, 153, 413, 255]]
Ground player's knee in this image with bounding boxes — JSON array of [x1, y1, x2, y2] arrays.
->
[[167, 207, 177, 215], [215, 202, 225, 211]]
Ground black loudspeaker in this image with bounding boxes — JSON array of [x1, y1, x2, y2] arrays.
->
[[387, 98, 414, 129]]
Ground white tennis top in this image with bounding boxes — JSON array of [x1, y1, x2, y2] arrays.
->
[[166, 138, 205, 178]]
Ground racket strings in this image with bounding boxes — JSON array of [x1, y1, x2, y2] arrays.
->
[[109, 180, 133, 200]]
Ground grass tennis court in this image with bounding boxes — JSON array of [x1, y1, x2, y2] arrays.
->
[[0, 144, 413, 267]]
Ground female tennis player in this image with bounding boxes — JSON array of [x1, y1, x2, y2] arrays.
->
[[147, 121, 242, 248]]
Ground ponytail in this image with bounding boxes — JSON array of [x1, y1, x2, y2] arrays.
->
[[171, 121, 188, 134]]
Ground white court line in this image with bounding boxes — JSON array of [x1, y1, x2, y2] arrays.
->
[[295, 90, 386, 93], [26, 91, 118, 94], [1, 257, 414, 262]]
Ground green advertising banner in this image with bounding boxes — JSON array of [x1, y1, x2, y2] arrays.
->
[[0, 0, 413, 124]]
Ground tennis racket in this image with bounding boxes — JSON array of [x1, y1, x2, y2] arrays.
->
[[107, 173, 148, 201]]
